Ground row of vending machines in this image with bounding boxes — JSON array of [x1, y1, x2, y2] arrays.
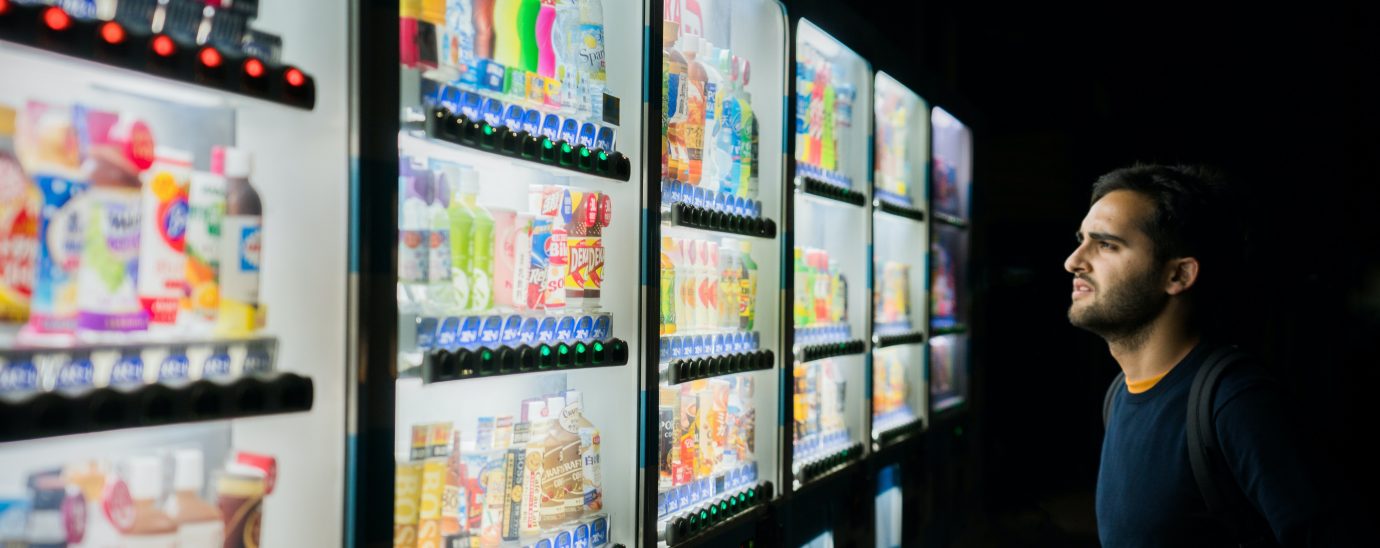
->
[[0, 0, 972, 547]]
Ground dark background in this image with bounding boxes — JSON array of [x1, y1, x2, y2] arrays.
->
[[788, 0, 1380, 544]]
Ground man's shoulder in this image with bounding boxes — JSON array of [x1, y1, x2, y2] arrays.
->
[[1203, 344, 1280, 413]]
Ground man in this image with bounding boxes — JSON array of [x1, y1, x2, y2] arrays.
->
[[1065, 164, 1341, 546]]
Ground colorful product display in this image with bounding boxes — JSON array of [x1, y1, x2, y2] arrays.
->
[[396, 391, 610, 547], [657, 235, 757, 337], [0, 101, 265, 342], [655, 376, 758, 518], [659, 11, 761, 220], [871, 346, 913, 427], [0, 447, 275, 548], [792, 358, 849, 458], [794, 41, 856, 189], [407, 0, 608, 122], [875, 261, 911, 329], [930, 237, 957, 324], [792, 247, 848, 329], [873, 87, 914, 207]]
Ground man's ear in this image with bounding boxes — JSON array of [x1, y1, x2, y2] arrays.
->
[[1165, 257, 1200, 295]]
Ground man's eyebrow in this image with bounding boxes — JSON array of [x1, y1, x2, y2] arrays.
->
[[1086, 232, 1130, 245]]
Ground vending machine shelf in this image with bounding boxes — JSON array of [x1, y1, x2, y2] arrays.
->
[[872, 330, 926, 348], [420, 107, 632, 182], [663, 350, 774, 386], [932, 211, 969, 229], [793, 441, 864, 488], [661, 481, 773, 547], [0, 372, 313, 442], [795, 339, 866, 362], [929, 322, 968, 336], [0, 4, 316, 109], [874, 200, 926, 223], [412, 338, 629, 383], [873, 415, 925, 449], [665, 203, 778, 239], [796, 175, 866, 207]]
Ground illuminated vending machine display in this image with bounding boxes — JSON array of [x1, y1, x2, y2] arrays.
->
[[649, 0, 786, 545], [787, 19, 871, 496], [928, 106, 972, 416], [0, 1, 347, 546], [869, 72, 929, 447], [381, 0, 641, 546]]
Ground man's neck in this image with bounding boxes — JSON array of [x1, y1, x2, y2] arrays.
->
[[1107, 313, 1200, 383]]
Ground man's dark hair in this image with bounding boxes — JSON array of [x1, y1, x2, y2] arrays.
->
[[1090, 164, 1251, 331]]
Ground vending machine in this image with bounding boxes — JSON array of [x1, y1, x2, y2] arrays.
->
[[0, 1, 348, 546], [869, 71, 931, 548], [927, 106, 971, 418], [350, 0, 643, 546], [646, 0, 787, 545], [782, 17, 873, 547]]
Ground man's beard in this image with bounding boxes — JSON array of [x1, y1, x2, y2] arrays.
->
[[1068, 268, 1167, 350]]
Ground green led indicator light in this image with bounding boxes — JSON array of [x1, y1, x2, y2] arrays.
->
[[719, 502, 728, 511], [483, 125, 494, 136], [541, 346, 551, 357], [699, 511, 708, 520], [543, 139, 554, 149], [738, 494, 746, 503], [598, 151, 608, 160], [593, 342, 603, 352], [580, 148, 591, 157], [710, 506, 718, 516], [562, 143, 572, 153], [481, 350, 492, 361], [575, 343, 586, 353], [559, 345, 569, 355]]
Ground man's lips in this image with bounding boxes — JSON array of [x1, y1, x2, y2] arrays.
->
[[1073, 279, 1095, 299]]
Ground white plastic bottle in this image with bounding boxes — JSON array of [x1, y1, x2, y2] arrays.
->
[[165, 449, 223, 548], [185, 149, 228, 326], [137, 147, 192, 332], [426, 169, 464, 314], [397, 159, 430, 315], [575, 0, 606, 117], [214, 148, 264, 336]]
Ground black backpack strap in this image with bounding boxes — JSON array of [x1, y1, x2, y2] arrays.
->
[[1187, 346, 1272, 546], [1103, 371, 1125, 429]]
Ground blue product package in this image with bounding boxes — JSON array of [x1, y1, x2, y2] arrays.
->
[[574, 316, 593, 340], [480, 316, 503, 345], [243, 344, 272, 375], [519, 317, 540, 343], [481, 98, 505, 126], [577, 123, 597, 148], [537, 317, 558, 342], [461, 92, 482, 120], [54, 354, 95, 391], [501, 315, 523, 344], [592, 315, 611, 340], [533, 541, 552, 548], [0, 356, 38, 397], [659, 337, 669, 362], [711, 334, 723, 355], [541, 114, 561, 140], [503, 104, 526, 129], [157, 350, 190, 383], [459, 316, 483, 345], [437, 317, 461, 348], [553, 531, 572, 548], [522, 110, 542, 134], [595, 127, 615, 151], [415, 317, 439, 350], [109, 351, 143, 387], [729, 467, 741, 489], [658, 492, 668, 517], [669, 337, 682, 360], [203, 348, 232, 379], [676, 485, 691, 509], [573, 524, 590, 548], [555, 316, 575, 342], [481, 60, 506, 92], [440, 86, 462, 112], [558, 118, 580, 143]]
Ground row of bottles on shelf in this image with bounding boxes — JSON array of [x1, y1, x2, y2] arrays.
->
[[792, 247, 847, 328], [660, 13, 761, 215], [0, 102, 264, 344], [794, 41, 857, 189], [398, 157, 612, 319], [0, 340, 274, 398], [395, 390, 610, 548], [871, 346, 913, 427], [792, 358, 849, 458], [402, 0, 609, 122], [873, 89, 916, 206], [656, 376, 757, 516], [874, 260, 912, 330], [657, 235, 757, 337], [0, 448, 276, 548], [423, 80, 617, 153]]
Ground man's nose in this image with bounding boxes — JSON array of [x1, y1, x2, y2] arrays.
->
[[1065, 243, 1088, 274]]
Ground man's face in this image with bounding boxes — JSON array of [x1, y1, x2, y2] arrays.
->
[[1063, 190, 1169, 338]]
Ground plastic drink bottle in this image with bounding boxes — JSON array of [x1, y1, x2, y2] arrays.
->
[[445, 166, 476, 309], [492, 0, 524, 68], [427, 168, 465, 314], [137, 147, 191, 329], [462, 177, 494, 312], [535, 0, 558, 78], [473, 0, 495, 59], [517, 0, 542, 72], [214, 147, 264, 336], [185, 148, 227, 323]]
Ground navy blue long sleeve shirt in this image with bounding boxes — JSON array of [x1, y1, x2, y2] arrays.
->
[[1096, 342, 1334, 547]]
